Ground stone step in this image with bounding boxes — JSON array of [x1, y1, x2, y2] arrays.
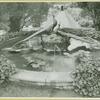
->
[[10, 69, 73, 89]]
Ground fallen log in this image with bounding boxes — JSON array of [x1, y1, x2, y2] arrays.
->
[[60, 27, 100, 40], [58, 30, 100, 49], [12, 29, 45, 47], [58, 30, 94, 44], [0, 30, 36, 50], [12, 22, 56, 47]]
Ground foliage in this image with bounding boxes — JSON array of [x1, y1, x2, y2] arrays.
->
[[77, 2, 100, 31], [73, 52, 100, 97], [0, 55, 16, 84], [0, 3, 49, 32], [7, 31, 25, 39], [0, 22, 10, 31], [81, 29, 100, 40], [41, 34, 69, 51], [43, 34, 62, 43], [67, 6, 93, 28], [78, 17, 93, 28]]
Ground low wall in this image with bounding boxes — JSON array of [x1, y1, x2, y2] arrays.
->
[[10, 69, 73, 89]]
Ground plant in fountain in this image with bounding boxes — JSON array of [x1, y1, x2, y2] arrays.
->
[[0, 55, 16, 84], [72, 52, 100, 97]]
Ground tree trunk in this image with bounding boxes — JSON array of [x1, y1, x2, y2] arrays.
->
[[58, 30, 98, 44]]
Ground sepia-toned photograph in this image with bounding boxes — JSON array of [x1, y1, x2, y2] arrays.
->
[[0, 2, 100, 98]]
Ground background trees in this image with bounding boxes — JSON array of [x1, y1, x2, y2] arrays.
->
[[0, 2, 100, 31], [0, 3, 49, 32], [77, 2, 100, 31]]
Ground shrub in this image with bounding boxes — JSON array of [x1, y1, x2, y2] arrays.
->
[[72, 52, 100, 97], [0, 55, 16, 84]]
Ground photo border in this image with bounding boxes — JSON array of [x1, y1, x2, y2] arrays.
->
[[0, 0, 100, 100]]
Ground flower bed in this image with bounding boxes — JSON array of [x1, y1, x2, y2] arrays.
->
[[72, 52, 100, 97], [0, 55, 16, 84]]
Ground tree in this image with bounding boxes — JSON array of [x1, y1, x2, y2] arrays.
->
[[0, 3, 49, 32], [77, 2, 100, 31]]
